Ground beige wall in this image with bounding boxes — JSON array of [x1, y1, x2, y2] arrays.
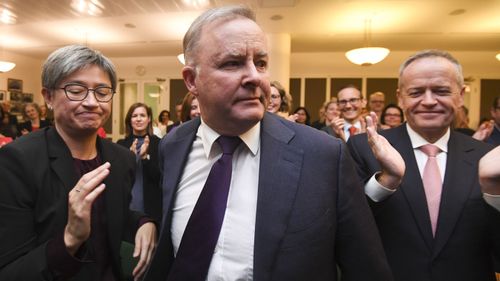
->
[[2, 49, 498, 128]]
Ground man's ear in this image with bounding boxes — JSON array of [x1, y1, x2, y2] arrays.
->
[[182, 66, 198, 97]]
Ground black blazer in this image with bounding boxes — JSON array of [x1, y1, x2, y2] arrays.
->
[[0, 127, 144, 280], [145, 113, 393, 281], [117, 134, 162, 223], [347, 124, 500, 281]]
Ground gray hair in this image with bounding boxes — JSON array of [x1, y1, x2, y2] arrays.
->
[[183, 5, 256, 66], [42, 45, 117, 91], [398, 49, 464, 88]]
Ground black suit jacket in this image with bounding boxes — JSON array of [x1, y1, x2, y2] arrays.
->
[[0, 127, 144, 280], [145, 113, 393, 281], [347, 124, 500, 281], [117, 134, 163, 222]]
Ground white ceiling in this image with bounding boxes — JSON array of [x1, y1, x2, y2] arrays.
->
[[1, 0, 499, 59]]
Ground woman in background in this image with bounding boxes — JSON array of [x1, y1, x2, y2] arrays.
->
[[293, 106, 311, 126], [180, 92, 201, 122], [117, 103, 162, 223], [267, 81, 298, 122], [17, 102, 50, 135], [380, 103, 404, 129]]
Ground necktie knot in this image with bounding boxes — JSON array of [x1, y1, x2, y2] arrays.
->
[[217, 136, 241, 155], [348, 126, 357, 136], [420, 144, 440, 157]]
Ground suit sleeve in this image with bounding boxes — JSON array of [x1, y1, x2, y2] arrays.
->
[[0, 144, 56, 279], [334, 142, 393, 281]]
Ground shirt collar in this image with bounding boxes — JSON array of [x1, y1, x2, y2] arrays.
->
[[198, 117, 261, 158], [406, 123, 449, 153]]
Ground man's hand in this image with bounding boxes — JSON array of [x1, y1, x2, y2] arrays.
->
[[64, 162, 110, 255], [479, 145, 500, 195], [132, 222, 157, 281], [366, 112, 405, 190], [331, 117, 346, 141]]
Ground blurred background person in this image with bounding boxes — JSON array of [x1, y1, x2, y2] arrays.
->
[[0, 44, 156, 280], [167, 99, 183, 134], [267, 80, 298, 122], [180, 91, 201, 123], [117, 103, 162, 223], [39, 102, 53, 125], [454, 105, 475, 136], [321, 98, 343, 136], [486, 96, 500, 146], [17, 102, 50, 135], [311, 102, 327, 130], [292, 106, 311, 126], [156, 109, 173, 137], [0, 105, 17, 140], [368, 91, 386, 121], [1, 100, 18, 126], [0, 106, 15, 147], [380, 103, 404, 130]]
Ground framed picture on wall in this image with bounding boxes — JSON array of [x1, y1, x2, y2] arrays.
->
[[7, 78, 23, 92], [22, 93, 34, 103], [0, 90, 6, 102]]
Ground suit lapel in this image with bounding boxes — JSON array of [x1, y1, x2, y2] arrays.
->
[[253, 114, 303, 281], [387, 126, 434, 249], [46, 127, 78, 192], [432, 132, 476, 257]]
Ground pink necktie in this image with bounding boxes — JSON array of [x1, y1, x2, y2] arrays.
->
[[420, 144, 442, 237]]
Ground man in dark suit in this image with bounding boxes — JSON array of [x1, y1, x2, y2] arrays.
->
[[145, 5, 392, 281], [486, 96, 500, 146], [348, 50, 500, 281]]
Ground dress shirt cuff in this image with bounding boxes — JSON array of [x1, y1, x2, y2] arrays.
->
[[364, 172, 397, 202], [483, 193, 500, 212], [46, 231, 91, 279]]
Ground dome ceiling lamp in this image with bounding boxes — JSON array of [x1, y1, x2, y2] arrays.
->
[[345, 18, 390, 66]]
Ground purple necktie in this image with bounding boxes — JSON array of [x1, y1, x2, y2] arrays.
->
[[167, 136, 242, 281]]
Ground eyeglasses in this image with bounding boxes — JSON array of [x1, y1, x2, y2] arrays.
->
[[384, 113, 401, 117], [60, 84, 115, 103], [337, 98, 361, 107]]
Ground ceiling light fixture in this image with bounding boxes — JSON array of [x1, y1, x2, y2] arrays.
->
[[345, 18, 389, 66], [71, 0, 104, 16], [177, 53, 185, 65], [0, 8, 16, 24], [180, 0, 210, 9], [0, 61, 15, 72]]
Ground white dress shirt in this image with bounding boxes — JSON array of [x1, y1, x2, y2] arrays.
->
[[365, 123, 449, 202], [171, 119, 260, 281], [343, 120, 361, 141]]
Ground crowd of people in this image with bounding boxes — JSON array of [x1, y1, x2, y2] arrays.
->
[[0, 4, 499, 281]]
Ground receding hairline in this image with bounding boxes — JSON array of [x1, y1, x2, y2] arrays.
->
[[183, 5, 257, 65], [398, 50, 464, 89]]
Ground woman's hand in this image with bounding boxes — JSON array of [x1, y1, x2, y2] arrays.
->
[[132, 222, 157, 280], [138, 136, 150, 160], [64, 162, 110, 255]]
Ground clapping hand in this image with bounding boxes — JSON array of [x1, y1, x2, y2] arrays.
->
[[365, 112, 405, 190]]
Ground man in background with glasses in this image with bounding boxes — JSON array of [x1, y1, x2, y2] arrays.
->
[[330, 85, 367, 141]]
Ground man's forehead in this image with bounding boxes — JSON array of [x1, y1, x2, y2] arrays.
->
[[339, 88, 361, 98]]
